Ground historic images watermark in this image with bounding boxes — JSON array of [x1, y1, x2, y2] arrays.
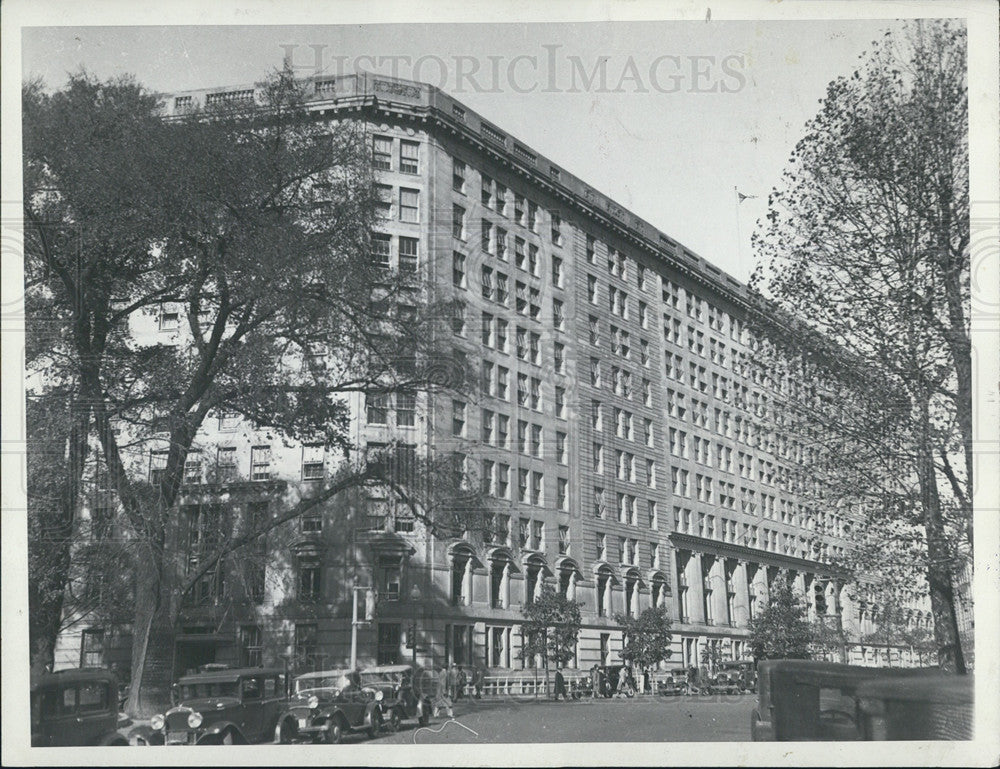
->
[[280, 44, 748, 95]]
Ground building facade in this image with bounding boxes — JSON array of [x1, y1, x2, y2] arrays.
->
[[53, 72, 933, 678]]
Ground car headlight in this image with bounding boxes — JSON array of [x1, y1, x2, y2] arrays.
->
[[150, 714, 165, 731], [187, 711, 203, 729], [375, 690, 384, 702], [308, 695, 320, 710]]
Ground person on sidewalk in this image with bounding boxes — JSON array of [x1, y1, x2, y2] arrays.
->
[[432, 666, 454, 718], [471, 666, 484, 699], [553, 669, 568, 702], [590, 665, 601, 699]]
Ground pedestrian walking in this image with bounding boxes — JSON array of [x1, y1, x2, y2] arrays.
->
[[590, 664, 601, 699], [456, 665, 468, 700], [553, 669, 568, 701], [432, 666, 454, 718], [472, 666, 484, 699]]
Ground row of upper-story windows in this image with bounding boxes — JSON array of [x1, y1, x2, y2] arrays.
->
[[479, 460, 570, 511], [661, 278, 743, 344], [593, 531, 661, 571], [373, 134, 421, 175], [374, 184, 421, 223], [452, 158, 566, 248]]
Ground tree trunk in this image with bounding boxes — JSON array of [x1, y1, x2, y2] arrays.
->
[[125, 541, 178, 716], [916, 398, 967, 674]]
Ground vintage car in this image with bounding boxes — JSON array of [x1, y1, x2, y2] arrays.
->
[[751, 660, 943, 741], [273, 669, 385, 744], [129, 667, 287, 745], [855, 671, 973, 740], [715, 660, 757, 694], [31, 668, 128, 747], [655, 668, 690, 696], [358, 664, 431, 730]]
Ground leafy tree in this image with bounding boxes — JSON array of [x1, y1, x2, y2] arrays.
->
[[748, 576, 815, 661], [749, 20, 970, 672], [616, 606, 672, 674], [519, 585, 583, 673], [23, 69, 479, 714]]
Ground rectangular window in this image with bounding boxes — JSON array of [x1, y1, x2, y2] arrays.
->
[[554, 342, 565, 374], [554, 386, 566, 418], [481, 174, 494, 208], [371, 233, 391, 268], [451, 400, 466, 436], [217, 446, 237, 482], [648, 500, 658, 530], [251, 445, 272, 481], [552, 256, 563, 288], [399, 188, 419, 223], [495, 183, 507, 216], [299, 561, 321, 599], [396, 392, 416, 427], [374, 183, 393, 219], [595, 487, 607, 519], [481, 219, 493, 254], [398, 237, 418, 273], [302, 444, 325, 481], [241, 625, 263, 667], [558, 524, 570, 554], [531, 518, 544, 548], [531, 472, 543, 505], [591, 400, 603, 431], [149, 450, 168, 485], [497, 366, 510, 399], [453, 204, 466, 240], [514, 194, 525, 225], [557, 479, 568, 511], [553, 299, 565, 331], [373, 135, 392, 170], [556, 431, 567, 464], [518, 469, 529, 503], [80, 628, 105, 668], [453, 158, 466, 193], [596, 532, 607, 561], [452, 251, 466, 287], [550, 212, 562, 246], [399, 140, 419, 174], [496, 227, 508, 260], [367, 393, 388, 424]]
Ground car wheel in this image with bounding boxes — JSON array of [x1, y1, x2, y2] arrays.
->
[[276, 717, 298, 744], [368, 710, 383, 739], [324, 716, 346, 745]]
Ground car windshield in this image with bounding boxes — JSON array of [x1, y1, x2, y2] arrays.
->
[[180, 681, 239, 699], [295, 676, 346, 695]]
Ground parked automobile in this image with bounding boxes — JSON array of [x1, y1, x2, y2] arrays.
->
[[656, 668, 689, 696], [856, 671, 973, 740], [751, 660, 943, 741], [358, 664, 431, 730], [31, 668, 128, 747], [273, 669, 384, 744], [716, 660, 757, 694], [129, 667, 287, 745]]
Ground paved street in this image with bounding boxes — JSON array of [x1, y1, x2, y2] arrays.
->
[[367, 695, 756, 744]]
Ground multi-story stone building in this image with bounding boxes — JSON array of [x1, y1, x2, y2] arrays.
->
[[53, 72, 933, 678]]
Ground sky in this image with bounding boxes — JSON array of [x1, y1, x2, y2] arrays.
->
[[21, 20, 905, 282]]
